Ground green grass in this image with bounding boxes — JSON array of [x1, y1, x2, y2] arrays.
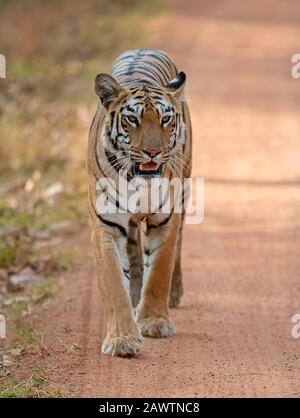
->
[[2, 275, 62, 355], [6, 277, 59, 319], [0, 276, 64, 397], [0, 375, 61, 398]]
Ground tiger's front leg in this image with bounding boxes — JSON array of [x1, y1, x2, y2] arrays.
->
[[137, 213, 181, 337], [91, 214, 142, 357], [169, 217, 184, 308]]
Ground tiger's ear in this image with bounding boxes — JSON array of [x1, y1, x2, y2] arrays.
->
[[165, 71, 186, 100], [95, 73, 125, 108]]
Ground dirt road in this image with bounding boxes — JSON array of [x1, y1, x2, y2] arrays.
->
[[22, 0, 300, 397]]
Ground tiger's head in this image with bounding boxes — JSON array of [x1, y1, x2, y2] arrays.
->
[[95, 72, 186, 178]]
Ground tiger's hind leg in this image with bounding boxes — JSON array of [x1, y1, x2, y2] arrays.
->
[[169, 218, 184, 308], [127, 221, 143, 308]]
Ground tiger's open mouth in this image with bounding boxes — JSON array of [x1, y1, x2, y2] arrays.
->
[[133, 161, 162, 176]]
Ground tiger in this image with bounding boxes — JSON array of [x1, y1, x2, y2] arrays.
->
[[87, 49, 192, 357]]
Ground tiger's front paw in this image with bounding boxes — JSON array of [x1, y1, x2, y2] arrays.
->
[[138, 317, 176, 338], [101, 333, 143, 357]]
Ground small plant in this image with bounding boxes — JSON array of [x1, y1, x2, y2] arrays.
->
[[61, 342, 87, 355], [0, 375, 55, 398]]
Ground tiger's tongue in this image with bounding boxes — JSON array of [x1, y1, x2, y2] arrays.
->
[[139, 161, 159, 172]]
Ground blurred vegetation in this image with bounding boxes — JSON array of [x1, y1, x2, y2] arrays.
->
[[0, 0, 162, 283], [0, 0, 163, 396]]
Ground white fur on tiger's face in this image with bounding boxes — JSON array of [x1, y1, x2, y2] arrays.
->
[[95, 63, 187, 179]]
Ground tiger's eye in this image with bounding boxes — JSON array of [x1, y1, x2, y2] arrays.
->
[[161, 115, 171, 125], [126, 115, 139, 126]]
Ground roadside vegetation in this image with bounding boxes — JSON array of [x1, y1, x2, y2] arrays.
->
[[0, 0, 163, 397]]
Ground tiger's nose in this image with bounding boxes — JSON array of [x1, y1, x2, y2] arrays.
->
[[142, 148, 161, 158]]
